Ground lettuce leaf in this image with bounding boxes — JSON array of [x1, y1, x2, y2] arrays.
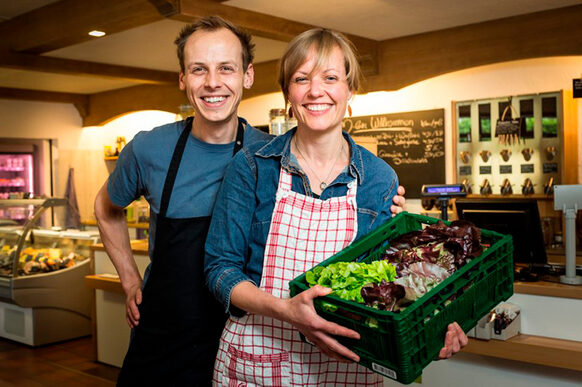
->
[[305, 260, 397, 303]]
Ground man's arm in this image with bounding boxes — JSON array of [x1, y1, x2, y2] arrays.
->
[[94, 181, 143, 328], [391, 185, 406, 215]]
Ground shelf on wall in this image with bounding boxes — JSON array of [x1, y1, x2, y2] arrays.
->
[[463, 334, 582, 372]]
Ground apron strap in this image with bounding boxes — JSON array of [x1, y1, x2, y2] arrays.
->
[[233, 118, 245, 156], [159, 117, 245, 217]]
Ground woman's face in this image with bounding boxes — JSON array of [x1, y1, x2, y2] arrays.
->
[[288, 45, 352, 133]]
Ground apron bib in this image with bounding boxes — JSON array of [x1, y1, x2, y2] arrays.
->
[[117, 118, 244, 387], [213, 167, 383, 386]]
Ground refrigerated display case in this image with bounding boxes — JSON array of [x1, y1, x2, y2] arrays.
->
[[0, 153, 36, 226], [0, 198, 99, 346], [0, 153, 34, 195]]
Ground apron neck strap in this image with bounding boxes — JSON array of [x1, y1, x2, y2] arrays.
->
[[159, 117, 245, 217], [159, 117, 192, 217], [233, 118, 245, 156]]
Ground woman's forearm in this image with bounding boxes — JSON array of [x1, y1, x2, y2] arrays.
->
[[230, 281, 287, 320]]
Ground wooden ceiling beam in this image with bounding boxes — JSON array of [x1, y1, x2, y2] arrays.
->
[[365, 4, 582, 92], [174, 0, 379, 76], [148, 0, 181, 17], [0, 0, 165, 54], [0, 51, 177, 85], [0, 87, 89, 119]]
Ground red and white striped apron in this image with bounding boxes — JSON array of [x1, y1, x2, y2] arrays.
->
[[213, 167, 383, 386]]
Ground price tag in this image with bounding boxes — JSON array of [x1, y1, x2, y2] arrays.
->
[[543, 163, 558, 173], [521, 164, 534, 173], [500, 165, 512, 174], [459, 166, 472, 176]]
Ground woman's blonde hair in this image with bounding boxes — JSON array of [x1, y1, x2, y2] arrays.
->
[[278, 28, 362, 101]]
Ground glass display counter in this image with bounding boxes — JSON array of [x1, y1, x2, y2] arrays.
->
[[0, 198, 99, 346]]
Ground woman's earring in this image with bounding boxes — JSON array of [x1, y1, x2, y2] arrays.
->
[[288, 106, 293, 118], [348, 104, 352, 118]]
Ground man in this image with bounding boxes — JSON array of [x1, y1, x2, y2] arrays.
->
[[94, 16, 406, 386]]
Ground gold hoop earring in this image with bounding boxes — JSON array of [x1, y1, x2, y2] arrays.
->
[[348, 105, 352, 118]]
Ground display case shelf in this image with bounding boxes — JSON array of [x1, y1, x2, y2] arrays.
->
[[0, 167, 26, 172]]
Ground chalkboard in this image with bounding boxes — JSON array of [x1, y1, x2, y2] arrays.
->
[[342, 109, 445, 198]]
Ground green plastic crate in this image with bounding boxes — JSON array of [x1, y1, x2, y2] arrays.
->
[[289, 212, 514, 384]]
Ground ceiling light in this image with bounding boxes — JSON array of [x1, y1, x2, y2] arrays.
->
[[88, 30, 106, 37]]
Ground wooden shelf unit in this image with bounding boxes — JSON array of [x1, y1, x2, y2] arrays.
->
[[463, 334, 582, 372]]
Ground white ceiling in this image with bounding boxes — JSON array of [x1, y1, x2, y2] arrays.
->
[[46, 19, 289, 72], [1, 0, 581, 95]]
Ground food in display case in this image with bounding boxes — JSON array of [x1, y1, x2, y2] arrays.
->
[[0, 229, 95, 277], [0, 198, 99, 346]]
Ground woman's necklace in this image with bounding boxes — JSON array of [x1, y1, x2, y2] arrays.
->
[[294, 135, 345, 191]]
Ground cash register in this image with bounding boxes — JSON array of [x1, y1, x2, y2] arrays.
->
[[455, 198, 548, 281]]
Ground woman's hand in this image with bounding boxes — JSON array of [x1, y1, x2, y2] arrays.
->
[[283, 285, 361, 363], [391, 185, 406, 215], [438, 322, 468, 359]]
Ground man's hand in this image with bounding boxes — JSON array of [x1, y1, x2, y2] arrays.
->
[[124, 280, 143, 328], [391, 185, 406, 215], [438, 322, 468, 359]]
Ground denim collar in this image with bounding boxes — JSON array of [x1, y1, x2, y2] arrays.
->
[[256, 128, 365, 184]]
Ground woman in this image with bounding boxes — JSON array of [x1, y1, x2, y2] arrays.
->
[[205, 28, 466, 386]]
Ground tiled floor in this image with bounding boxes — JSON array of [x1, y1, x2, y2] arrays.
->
[[0, 336, 119, 386]]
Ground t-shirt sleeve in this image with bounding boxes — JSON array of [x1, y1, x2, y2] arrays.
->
[[107, 140, 143, 208]]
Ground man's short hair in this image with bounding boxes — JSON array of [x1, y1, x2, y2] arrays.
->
[[174, 16, 255, 73]]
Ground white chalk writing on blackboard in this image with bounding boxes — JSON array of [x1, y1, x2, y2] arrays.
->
[[342, 109, 445, 198], [420, 118, 444, 128]]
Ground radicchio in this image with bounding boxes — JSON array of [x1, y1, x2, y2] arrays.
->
[[381, 220, 482, 272], [394, 262, 451, 306], [361, 280, 406, 311]]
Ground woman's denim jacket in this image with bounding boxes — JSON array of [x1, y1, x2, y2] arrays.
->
[[205, 128, 399, 315]]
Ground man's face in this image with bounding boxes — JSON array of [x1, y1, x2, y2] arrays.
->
[[179, 28, 254, 126]]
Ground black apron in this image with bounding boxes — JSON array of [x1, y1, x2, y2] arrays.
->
[[117, 117, 244, 387]]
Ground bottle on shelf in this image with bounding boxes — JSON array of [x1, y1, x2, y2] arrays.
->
[[269, 109, 287, 136]]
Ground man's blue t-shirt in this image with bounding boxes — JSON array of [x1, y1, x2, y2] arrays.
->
[[107, 117, 272, 258]]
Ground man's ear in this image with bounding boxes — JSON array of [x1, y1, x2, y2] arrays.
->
[[178, 71, 185, 91], [243, 63, 254, 89]]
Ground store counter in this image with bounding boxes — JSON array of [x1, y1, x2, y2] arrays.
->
[[86, 240, 149, 368], [462, 280, 582, 371]]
